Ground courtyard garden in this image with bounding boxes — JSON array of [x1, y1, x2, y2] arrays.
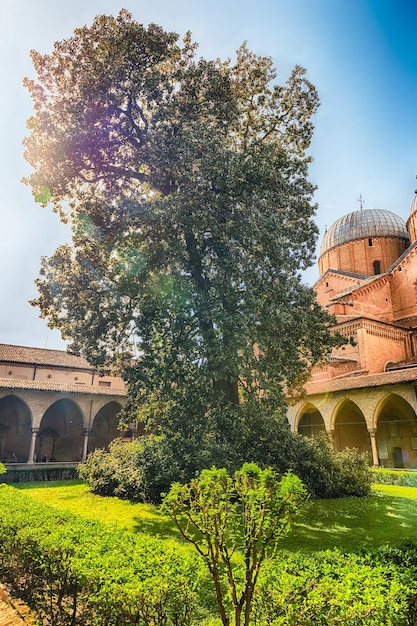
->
[[0, 476, 417, 625]]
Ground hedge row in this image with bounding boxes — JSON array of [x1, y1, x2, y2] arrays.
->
[[371, 468, 417, 487], [255, 550, 413, 625], [0, 466, 78, 484], [0, 484, 209, 625]]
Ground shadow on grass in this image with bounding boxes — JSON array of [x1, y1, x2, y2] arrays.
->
[[14, 481, 417, 553], [281, 492, 417, 553], [131, 509, 183, 541], [132, 491, 417, 552]]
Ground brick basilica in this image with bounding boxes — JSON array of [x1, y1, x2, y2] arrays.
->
[[287, 191, 417, 468]]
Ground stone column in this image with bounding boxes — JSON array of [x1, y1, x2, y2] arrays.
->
[[369, 429, 379, 467], [27, 428, 39, 464], [82, 428, 91, 463]]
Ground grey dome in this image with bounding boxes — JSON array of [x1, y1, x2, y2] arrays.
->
[[320, 208, 409, 256]]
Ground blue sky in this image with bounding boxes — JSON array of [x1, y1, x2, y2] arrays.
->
[[1, 0, 416, 350]]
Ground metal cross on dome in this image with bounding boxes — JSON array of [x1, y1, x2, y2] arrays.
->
[[357, 194, 365, 210]]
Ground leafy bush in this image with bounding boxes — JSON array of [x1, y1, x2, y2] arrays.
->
[[291, 434, 372, 499], [163, 464, 307, 626], [78, 436, 180, 502], [78, 439, 146, 500], [80, 417, 372, 503], [362, 542, 417, 624]]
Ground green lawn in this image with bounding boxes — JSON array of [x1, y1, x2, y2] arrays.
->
[[15, 480, 178, 538], [15, 480, 417, 553]]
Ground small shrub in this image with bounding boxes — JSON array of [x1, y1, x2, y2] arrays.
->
[[78, 436, 179, 502], [78, 439, 146, 500], [292, 434, 372, 499]]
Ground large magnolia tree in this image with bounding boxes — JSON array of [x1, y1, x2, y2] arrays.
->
[[24, 11, 338, 473]]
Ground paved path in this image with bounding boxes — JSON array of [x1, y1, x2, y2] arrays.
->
[[0, 599, 27, 625]]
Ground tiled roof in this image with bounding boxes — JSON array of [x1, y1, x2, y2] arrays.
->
[[0, 378, 126, 396], [313, 268, 367, 289], [386, 357, 417, 371], [303, 367, 417, 396], [0, 344, 93, 370], [327, 273, 389, 303], [393, 315, 417, 329]]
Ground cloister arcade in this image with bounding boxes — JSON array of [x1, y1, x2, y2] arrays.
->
[[0, 389, 128, 464], [288, 384, 417, 468]]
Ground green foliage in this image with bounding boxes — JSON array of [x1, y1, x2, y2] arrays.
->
[[5, 481, 417, 624], [371, 468, 417, 487], [24, 11, 341, 482], [78, 436, 184, 502], [1, 465, 77, 483], [162, 464, 307, 626], [16, 480, 417, 555], [77, 439, 146, 500], [253, 550, 410, 625], [0, 484, 209, 625], [79, 425, 371, 503], [292, 434, 372, 499]]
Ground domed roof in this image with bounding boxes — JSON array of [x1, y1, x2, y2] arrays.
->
[[320, 208, 409, 256]]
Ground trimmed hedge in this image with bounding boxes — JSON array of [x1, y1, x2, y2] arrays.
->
[[0, 484, 209, 625], [371, 468, 417, 487], [254, 550, 412, 625], [0, 466, 78, 484]]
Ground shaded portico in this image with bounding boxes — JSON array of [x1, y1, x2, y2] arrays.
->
[[287, 372, 417, 469], [0, 395, 32, 462], [375, 393, 417, 468], [297, 403, 326, 437], [332, 399, 371, 460]]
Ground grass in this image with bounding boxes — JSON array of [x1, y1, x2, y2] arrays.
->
[[15, 480, 178, 538], [282, 485, 417, 553], [15, 480, 417, 554]]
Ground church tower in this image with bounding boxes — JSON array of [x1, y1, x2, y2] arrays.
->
[[406, 191, 417, 244]]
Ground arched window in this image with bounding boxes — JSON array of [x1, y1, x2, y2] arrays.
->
[[373, 260, 381, 275]]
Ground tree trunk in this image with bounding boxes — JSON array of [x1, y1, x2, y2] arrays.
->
[[213, 378, 239, 405], [234, 605, 242, 626]]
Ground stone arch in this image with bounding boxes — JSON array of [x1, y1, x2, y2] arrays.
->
[[296, 403, 326, 437], [88, 401, 124, 453], [332, 399, 372, 459], [375, 393, 417, 469], [0, 395, 32, 462], [37, 398, 84, 462]]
